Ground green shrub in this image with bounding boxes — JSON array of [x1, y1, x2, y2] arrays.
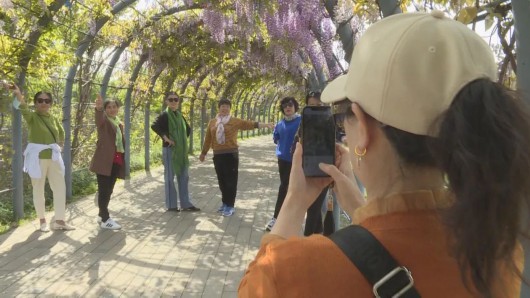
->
[[72, 168, 97, 199]]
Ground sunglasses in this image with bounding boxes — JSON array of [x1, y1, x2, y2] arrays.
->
[[308, 91, 321, 97], [36, 98, 52, 104], [282, 102, 294, 109], [167, 97, 180, 102]]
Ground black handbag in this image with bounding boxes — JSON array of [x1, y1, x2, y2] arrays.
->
[[329, 225, 421, 297]]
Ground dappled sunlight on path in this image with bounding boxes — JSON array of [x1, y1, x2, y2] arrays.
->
[[0, 135, 278, 297]]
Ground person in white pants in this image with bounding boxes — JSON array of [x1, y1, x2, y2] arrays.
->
[[5, 83, 75, 232]]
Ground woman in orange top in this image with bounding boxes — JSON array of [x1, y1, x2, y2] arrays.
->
[[199, 98, 274, 217], [239, 11, 528, 297]]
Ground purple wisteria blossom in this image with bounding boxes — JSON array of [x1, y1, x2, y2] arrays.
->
[[202, 8, 226, 44]]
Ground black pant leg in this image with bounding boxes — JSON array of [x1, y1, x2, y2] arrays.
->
[[273, 159, 292, 218], [304, 188, 327, 236], [97, 164, 119, 222], [223, 152, 239, 207], [97, 174, 112, 222]]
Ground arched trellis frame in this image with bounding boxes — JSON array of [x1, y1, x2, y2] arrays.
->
[[5, 0, 523, 229], [1, 0, 417, 219]]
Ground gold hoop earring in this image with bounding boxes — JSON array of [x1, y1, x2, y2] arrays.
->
[[354, 146, 367, 168]]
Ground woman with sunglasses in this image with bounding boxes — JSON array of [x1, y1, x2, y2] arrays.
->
[[5, 83, 75, 232], [151, 92, 200, 213], [199, 98, 274, 217], [90, 94, 126, 230], [240, 11, 528, 297], [265, 97, 301, 231]]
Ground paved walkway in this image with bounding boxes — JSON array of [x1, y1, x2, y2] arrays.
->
[[0, 135, 279, 297], [2, 134, 529, 297]]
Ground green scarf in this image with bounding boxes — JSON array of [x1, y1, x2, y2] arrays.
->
[[108, 116, 124, 153], [167, 108, 189, 173]]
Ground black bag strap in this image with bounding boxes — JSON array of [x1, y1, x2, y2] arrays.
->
[[37, 114, 57, 143], [329, 225, 421, 297]]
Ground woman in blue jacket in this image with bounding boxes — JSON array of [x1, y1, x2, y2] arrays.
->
[[266, 97, 301, 231]]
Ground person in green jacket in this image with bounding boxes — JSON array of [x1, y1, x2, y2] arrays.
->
[[5, 82, 75, 232]]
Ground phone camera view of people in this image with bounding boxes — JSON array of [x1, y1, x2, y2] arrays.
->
[[301, 106, 335, 177]]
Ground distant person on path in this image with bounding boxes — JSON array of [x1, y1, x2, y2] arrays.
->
[[265, 97, 301, 231], [199, 98, 274, 217], [90, 94, 125, 230], [5, 83, 75, 232], [151, 92, 200, 213]]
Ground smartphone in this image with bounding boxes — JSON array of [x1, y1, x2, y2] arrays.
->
[[301, 106, 335, 177]]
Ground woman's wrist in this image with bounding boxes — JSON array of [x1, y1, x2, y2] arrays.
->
[[14, 92, 24, 102]]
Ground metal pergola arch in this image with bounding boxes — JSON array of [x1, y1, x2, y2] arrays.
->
[[62, 0, 138, 198], [7, 0, 391, 219], [11, 0, 70, 219]]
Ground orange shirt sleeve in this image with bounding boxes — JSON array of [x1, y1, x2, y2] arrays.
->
[[239, 234, 285, 298], [233, 117, 258, 131], [201, 119, 214, 155]]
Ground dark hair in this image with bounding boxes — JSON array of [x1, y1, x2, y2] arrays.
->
[[279, 97, 299, 114], [103, 98, 121, 109], [430, 79, 530, 296], [218, 98, 231, 108], [305, 91, 321, 104], [344, 79, 530, 296], [165, 92, 180, 101], [33, 91, 53, 105], [381, 126, 437, 167]]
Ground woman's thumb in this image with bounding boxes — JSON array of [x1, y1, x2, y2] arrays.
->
[[319, 163, 343, 180]]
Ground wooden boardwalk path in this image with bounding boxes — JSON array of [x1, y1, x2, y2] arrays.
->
[[0, 135, 278, 297]]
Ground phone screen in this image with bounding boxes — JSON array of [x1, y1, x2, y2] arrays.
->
[[301, 106, 335, 177]]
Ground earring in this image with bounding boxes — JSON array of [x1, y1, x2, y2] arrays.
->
[[354, 146, 367, 168]]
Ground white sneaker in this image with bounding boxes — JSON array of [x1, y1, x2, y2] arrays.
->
[[100, 218, 121, 230], [51, 221, 76, 231], [265, 217, 276, 231], [40, 223, 50, 232]]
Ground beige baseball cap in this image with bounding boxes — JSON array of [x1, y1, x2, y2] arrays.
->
[[321, 10, 497, 136]]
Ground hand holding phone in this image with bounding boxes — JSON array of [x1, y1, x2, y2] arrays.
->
[[301, 106, 336, 177], [1, 80, 15, 91]]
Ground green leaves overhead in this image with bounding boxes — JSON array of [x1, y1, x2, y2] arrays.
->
[[456, 6, 478, 24], [0, 0, 517, 103]]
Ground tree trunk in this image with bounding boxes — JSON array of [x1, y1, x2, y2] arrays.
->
[[323, 0, 355, 63], [377, 0, 402, 17]]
